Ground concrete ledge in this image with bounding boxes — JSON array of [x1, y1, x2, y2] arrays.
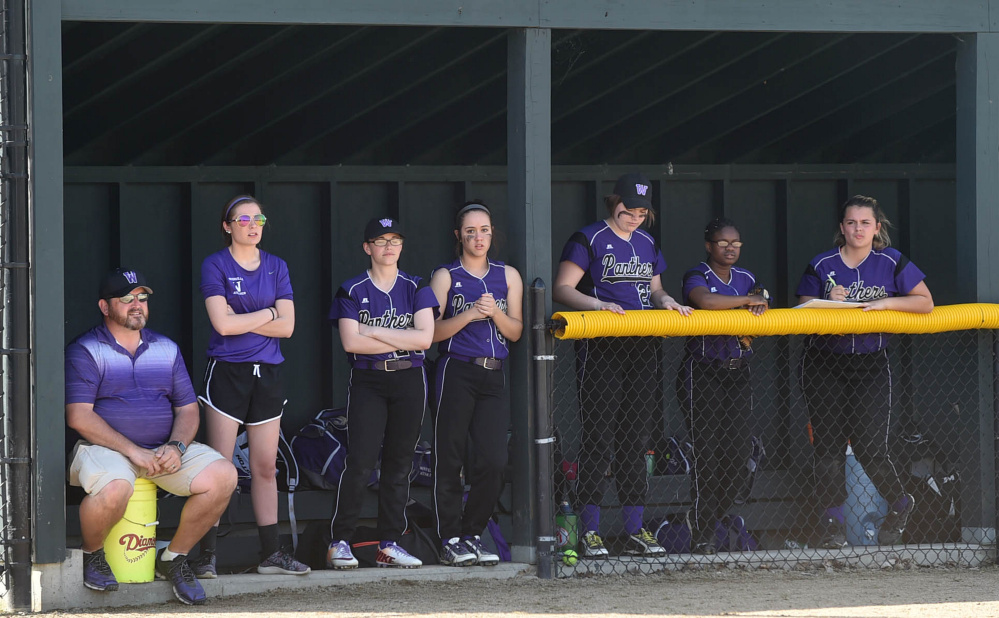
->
[[29, 549, 530, 612], [556, 543, 995, 577]]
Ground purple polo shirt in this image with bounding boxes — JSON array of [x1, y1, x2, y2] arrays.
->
[[682, 263, 759, 361], [796, 247, 926, 354], [200, 248, 294, 364], [559, 220, 666, 310], [330, 269, 439, 366], [435, 257, 511, 360], [65, 323, 197, 449]]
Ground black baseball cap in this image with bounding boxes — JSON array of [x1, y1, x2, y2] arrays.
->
[[99, 268, 153, 299], [363, 217, 405, 242], [613, 172, 653, 210]]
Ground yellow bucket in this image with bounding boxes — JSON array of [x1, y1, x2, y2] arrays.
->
[[103, 478, 158, 583]]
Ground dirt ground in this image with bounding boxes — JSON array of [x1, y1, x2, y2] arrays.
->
[[35, 565, 999, 618]]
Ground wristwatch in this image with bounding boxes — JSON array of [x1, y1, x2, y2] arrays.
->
[[166, 440, 187, 456]]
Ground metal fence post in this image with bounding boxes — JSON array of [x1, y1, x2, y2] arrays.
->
[[993, 331, 998, 547], [531, 279, 555, 578]]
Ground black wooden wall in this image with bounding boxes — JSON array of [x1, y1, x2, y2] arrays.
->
[[64, 164, 957, 438]]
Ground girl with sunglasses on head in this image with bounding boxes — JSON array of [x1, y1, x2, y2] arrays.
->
[[797, 195, 933, 549], [325, 217, 438, 570], [553, 172, 692, 559], [195, 195, 309, 577], [428, 202, 523, 567], [678, 218, 770, 555]]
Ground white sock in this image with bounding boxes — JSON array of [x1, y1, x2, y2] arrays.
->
[[160, 547, 185, 561]]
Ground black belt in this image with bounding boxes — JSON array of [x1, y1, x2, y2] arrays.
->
[[353, 359, 421, 371], [700, 357, 746, 370], [447, 353, 504, 370]]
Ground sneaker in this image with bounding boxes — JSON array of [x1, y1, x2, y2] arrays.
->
[[326, 540, 358, 570], [580, 531, 609, 558], [818, 515, 848, 550], [623, 528, 667, 556], [463, 535, 500, 566], [189, 551, 217, 580], [258, 549, 311, 575], [155, 548, 207, 606], [879, 493, 915, 545], [692, 541, 717, 555], [440, 537, 476, 567], [82, 548, 119, 591], [376, 542, 422, 568]]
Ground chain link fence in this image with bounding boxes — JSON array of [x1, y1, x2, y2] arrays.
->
[[0, 0, 31, 607], [543, 323, 995, 576]]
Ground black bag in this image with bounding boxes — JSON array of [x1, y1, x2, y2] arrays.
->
[[894, 433, 961, 544]]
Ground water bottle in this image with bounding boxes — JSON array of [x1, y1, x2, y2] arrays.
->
[[555, 501, 578, 552], [646, 450, 656, 477]]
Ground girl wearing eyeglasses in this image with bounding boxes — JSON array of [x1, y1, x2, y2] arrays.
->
[[678, 217, 769, 555], [195, 195, 310, 577], [553, 172, 692, 559], [326, 217, 438, 570], [428, 202, 523, 567], [797, 195, 933, 549]]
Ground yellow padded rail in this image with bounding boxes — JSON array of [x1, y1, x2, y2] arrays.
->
[[551, 303, 999, 340]]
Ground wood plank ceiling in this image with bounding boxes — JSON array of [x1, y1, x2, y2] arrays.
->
[[62, 24, 957, 166]]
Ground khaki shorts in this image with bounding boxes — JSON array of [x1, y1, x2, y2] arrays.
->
[[68, 441, 225, 497]]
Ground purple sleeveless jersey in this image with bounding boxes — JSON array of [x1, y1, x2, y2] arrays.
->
[[796, 247, 926, 354], [200, 248, 294, 364], [682, 263, 759, 361], [330, 269, 439, 365], [435, 257, 511, 360], [559, 221, 666, 310]]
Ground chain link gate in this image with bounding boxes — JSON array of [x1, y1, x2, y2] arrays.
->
[[540, 307, 998, 576]]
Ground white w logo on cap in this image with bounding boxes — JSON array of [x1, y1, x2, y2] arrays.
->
[[379, 218, 393, 227], [635, 184, 649, 196], [123, 271, 138, 284]]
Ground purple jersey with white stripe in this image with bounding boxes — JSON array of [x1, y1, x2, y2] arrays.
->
[[559, 220, 666, 310], [65, 323, 197, 449], [435, 257, 511, 360], [682, 263, 758, 361], [330, 269, 439, 365], [200, 248, 294, 364], [796, 247, 926, 354]]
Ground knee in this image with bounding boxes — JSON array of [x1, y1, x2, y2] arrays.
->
[[250, 459, 277, 484], [93, 479, 134, 509], [197, 459, 238, 495]]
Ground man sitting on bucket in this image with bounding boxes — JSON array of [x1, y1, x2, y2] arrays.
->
[[66, 268, 237, 605]]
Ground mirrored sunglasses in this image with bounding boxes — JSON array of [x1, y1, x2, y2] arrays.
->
[[229, 214, 267, 227], [113, 293, 149, 304]]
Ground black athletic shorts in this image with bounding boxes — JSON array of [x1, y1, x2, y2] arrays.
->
[[199, 358, 285, 425]]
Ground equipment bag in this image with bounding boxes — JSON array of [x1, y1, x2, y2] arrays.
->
[[291, 407, 434, 491], [289, 408, 349, 491]]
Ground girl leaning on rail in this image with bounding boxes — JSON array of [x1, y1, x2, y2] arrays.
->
[[796, 195, 933, 550], [428, 201, 524, 567], [677, 217, 770, 555], [553, 172, 692, 559]]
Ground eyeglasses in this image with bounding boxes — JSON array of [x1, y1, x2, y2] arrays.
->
[[229, 214, 267, 227], [710, 240, 744, 248], [111, 293, 149, 304], [368, 237, 404, 247]]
